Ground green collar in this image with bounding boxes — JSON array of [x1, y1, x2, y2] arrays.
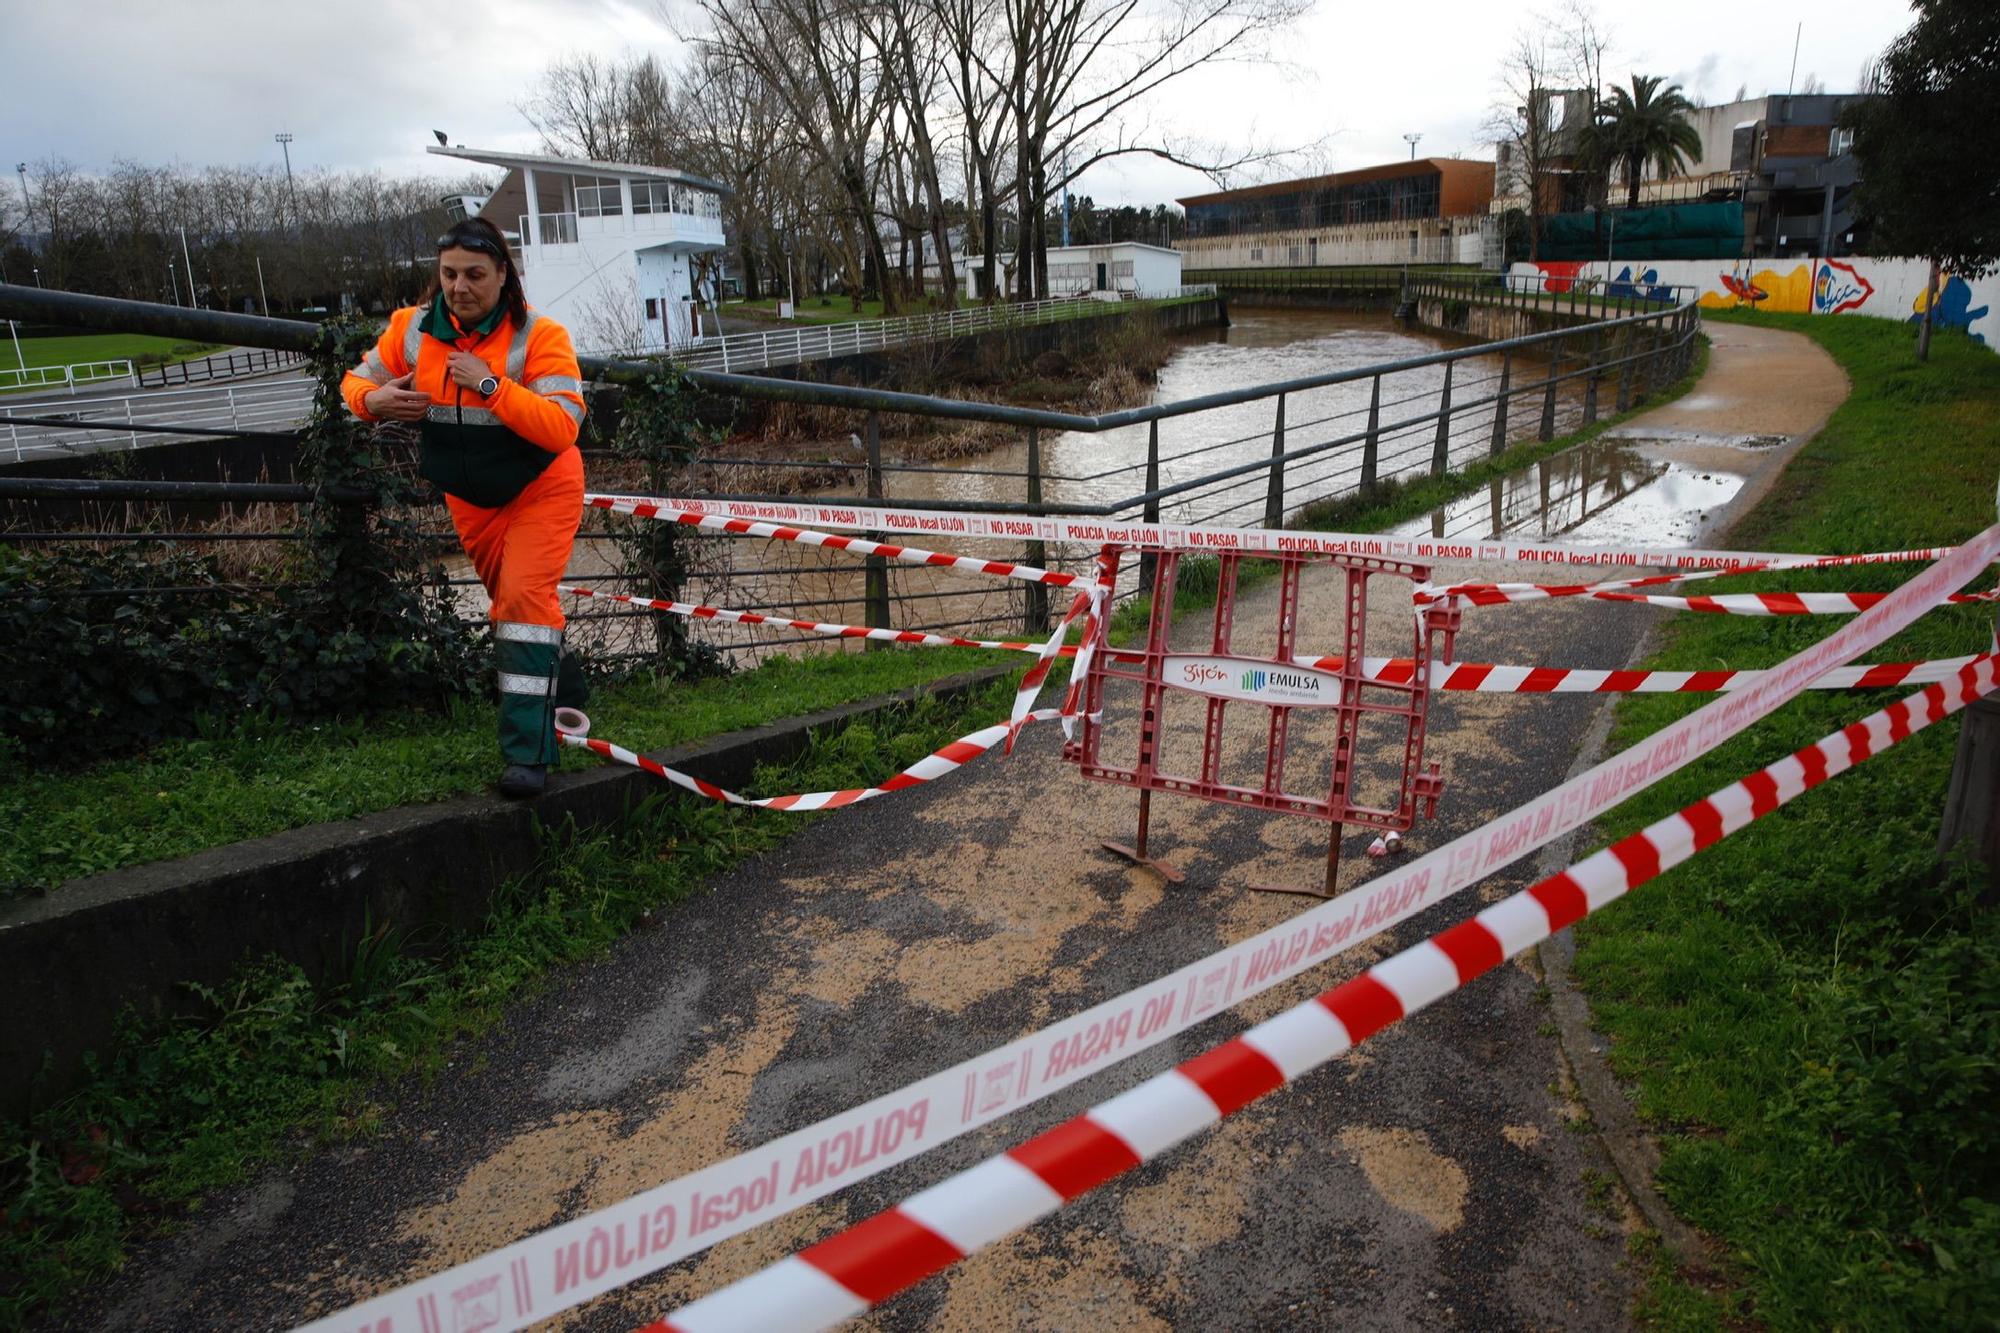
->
[[419, 292, 506, 344]]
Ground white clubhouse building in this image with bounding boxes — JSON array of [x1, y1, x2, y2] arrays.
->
[[429, 146, 731, 355]]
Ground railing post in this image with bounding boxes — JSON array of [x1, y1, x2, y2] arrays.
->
[[1430, 361, 1455, 477], [1141, 420, 1162, 594], [863, 409, 890, 648], [1264, 393, 1286, 528], [1024, 426, 1048, 633], [1360, 375, 1382, 499], [1615, 325, 1637, 412], [226, 385, 239, 430], [1582, 331, 1601, 425], [1490, 352, 1512, 456], [1539, 349, 1560, 442], [125, 398, 137, 450]]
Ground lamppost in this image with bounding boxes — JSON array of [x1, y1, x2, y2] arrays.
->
[[1404, 133, 1423, 161], [168, 259, 179, 307]]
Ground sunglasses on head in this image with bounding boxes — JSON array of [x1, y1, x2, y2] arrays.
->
[[437, 232, 503, 259]]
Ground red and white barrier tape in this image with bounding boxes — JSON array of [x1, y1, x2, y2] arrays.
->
[[1418, 543, 1969, 605], [557, 584, 1052, 653], [586, 492, 1947, 575], [557, 585, 1973, 695], [565, 708, 1063, 811], [583, 499, 1083, 589], [1563, 588, 1995, 616], [301, 526, 2000, 1333], [1317, 652, 1981, 694], [654, 651, 2000, 1332]]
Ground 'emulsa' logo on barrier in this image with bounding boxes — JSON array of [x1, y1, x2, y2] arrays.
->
[[1162, 656, 1338, 707]]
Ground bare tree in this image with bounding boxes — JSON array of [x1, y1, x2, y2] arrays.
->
[[991, 0, 1309, 298], [875, 1, 960, 306], [691, 0, 902, 313], [1487, 32, 1564, 261]]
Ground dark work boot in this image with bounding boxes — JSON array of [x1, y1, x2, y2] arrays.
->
[[498, 763, 548, 798]]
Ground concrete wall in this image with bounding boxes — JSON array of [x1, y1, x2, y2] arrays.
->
[[1512, 257, 1999, 348]]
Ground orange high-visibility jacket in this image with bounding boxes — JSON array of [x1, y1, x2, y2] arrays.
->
[[343, 301, 586, 509]]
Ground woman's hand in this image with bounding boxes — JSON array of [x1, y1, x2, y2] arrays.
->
[[363, 373, 431, 422], [445, 350, 494, 392]]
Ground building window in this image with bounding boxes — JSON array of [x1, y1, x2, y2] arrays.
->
[[1250, 246, 1264, 261], [1287, 244, 1303, 263], [575, 176, 624, 217], [645, 298, 660, 320], [1829, 126, 1854, 157]]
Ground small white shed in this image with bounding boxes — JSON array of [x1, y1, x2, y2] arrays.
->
[[964, 242, 1183, 300]]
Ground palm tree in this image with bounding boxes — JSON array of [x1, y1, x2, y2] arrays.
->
[[1595, 75, 1704, 208]]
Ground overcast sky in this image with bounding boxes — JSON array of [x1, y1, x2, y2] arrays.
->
[[3, 0, 1917, 209]]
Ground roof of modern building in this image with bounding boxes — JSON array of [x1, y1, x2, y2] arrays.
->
[[426, 146, 734, 197], [1177, 157, 1494, 208]]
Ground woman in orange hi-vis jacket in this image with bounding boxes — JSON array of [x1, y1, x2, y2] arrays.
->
[[342, 217, 588, 798]]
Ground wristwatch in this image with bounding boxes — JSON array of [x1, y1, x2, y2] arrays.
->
[[476, 373, 499, 397]]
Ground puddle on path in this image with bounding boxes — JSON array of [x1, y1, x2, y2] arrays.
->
[[1390, 431, 1780, 549]]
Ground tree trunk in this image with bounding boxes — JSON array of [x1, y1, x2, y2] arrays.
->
[[1918, 258, 1939, 362]]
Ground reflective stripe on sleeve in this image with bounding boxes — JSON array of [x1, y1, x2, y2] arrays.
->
[[352, 349, 392, 385], [526, 374, 583, 396]]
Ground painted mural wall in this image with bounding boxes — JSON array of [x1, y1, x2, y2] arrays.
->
[[1509, 257, 1998, 348]]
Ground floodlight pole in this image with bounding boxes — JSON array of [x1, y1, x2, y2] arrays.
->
[[179, 226, 198, 310], [275, 133, 296, 226]]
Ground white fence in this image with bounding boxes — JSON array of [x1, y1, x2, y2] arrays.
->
[[1, 376, 314, 461], [675, 287, 1218, 374], [0, 359, 137, 394]]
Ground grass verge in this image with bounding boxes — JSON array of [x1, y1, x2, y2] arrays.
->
[[0, 675, 1018, 1326], [1569, 311, 2000, 1328], [0, 334, 226, 385], [3, 645, 996, 897]]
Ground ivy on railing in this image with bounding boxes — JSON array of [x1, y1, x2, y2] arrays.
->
[[0, 322, 482, 766], [608, 362, 729, 679]]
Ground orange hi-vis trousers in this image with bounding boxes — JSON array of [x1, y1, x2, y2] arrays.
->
[[447, 447, 585, 631]]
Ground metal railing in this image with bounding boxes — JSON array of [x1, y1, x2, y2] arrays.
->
[[1408, 271, 1700, 323], [1, 377, 315, 462], [135, 346, 307, 388], [0, 358, 136, 394], [675, 287, 1219, 374], [0, 281, 1700, 660]]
